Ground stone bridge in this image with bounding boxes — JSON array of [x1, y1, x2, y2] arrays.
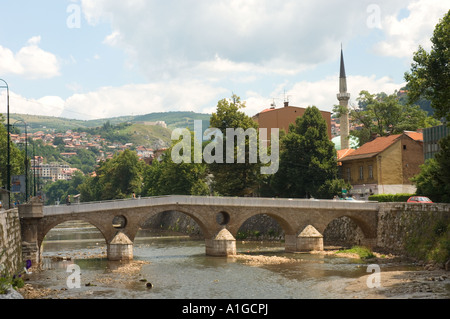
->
[[19, 195, 381, 263]]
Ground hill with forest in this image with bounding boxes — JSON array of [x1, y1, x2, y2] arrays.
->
[[8, 111, 211, 133]]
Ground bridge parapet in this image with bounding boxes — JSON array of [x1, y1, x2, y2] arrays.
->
[[43, 195, 379, 216]]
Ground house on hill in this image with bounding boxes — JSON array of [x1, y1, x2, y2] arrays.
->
[[339, 131, 424, 199]]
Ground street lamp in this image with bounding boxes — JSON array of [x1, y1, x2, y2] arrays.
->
[[13, 120, 29, 202], [0, 79, 11, 209]]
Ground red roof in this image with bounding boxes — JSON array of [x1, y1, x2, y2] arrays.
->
[[340, 134, 402, 161], [404, 131, 423, 141], [337, 148, 355, 160]]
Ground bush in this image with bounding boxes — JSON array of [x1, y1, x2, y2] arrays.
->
[[405, 216, 450, 264], [0, 252, 31, 294], [368, 193, 414, 202]]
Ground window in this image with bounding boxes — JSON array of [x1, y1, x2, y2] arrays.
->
[[403, 145, 407, 150], [368, 165, 373, 179], [359, 166, 364, 180], [346, 167, 351, 181]]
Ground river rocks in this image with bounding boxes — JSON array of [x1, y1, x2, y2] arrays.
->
[[0, 286, 24, 299]]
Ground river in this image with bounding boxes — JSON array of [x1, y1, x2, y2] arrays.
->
[[22, 221, 449, 300]]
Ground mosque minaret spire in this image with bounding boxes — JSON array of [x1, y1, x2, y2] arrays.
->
[[337, 46, 350, 150]]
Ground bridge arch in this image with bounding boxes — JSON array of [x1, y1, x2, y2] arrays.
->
[[136, 209, 205, 238], [134, 206, 219, 240], [234, 213, 284, 240], [38, 217, 108, 255], [226, 208, 298, 239]]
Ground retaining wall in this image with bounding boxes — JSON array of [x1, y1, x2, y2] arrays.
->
[[0, 209, 22, 276]]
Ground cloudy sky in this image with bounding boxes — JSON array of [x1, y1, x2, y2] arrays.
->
[[0, 0, 449, 120]]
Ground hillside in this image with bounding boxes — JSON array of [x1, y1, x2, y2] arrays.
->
[[83, 122, 173, 149], [8, 111, 211, 133]]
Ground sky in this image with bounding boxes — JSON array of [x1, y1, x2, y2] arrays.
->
[[0, 0, 449, 121]]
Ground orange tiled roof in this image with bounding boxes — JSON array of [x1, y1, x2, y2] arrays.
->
[[404, 131, 423, 141], [340, 134, 402, 161], [337, 148, 355, 160]]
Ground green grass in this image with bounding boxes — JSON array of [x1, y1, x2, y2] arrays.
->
[[336, 246, 375, 259]]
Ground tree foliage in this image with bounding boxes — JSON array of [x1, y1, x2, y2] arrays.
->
[[207, 95, 261, 196], [269, 106, 348, 198], [342, 90, 440, 146], [43, 171, 86, 205], [404, 9, 450, 122], [0, 116, 25, 189], [412, 135, 450, 203], [78, 149, 145, 201], [142, 132, 209, 196]]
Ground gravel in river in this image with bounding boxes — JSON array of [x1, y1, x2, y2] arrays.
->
[[17, 249, 449, 299]]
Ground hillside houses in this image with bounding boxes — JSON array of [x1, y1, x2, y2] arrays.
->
[[12, 128, 169, 181]]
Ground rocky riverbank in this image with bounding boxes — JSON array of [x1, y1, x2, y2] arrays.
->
[[15, 247, 449, 299]]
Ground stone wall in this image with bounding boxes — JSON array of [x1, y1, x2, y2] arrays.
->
[[0, 209, 22, 276], [376, 203, 450, 253], [323, 216, 364, 247]]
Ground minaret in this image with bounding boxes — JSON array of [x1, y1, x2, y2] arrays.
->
[[337, 47, 350, 150]]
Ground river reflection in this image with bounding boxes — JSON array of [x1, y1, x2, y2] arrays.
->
[[32, 223, 413, 299]]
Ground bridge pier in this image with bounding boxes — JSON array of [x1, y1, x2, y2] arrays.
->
[[205, 228, 236, 257], [19, 198, 44, 265], [285, 226, 324, 252], [107, 232, 134, 261]]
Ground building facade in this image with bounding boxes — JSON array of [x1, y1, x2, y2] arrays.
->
[[252, 102, 332, 143], [339, 132, 424, 199], [423, 124, 450, 160]]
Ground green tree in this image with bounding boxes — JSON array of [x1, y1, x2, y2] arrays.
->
[[404, 9, 450, 122], [412, 135, 450, 203], [78, 174, 102, 202], [142, 132, 209, 196], [270, 106, 348, 198], [208, 95, 261, 196], [342, 90, 440, 146], [0, 116, 25, 189], [79, 149, 145, 201], [43, 171, 87, 205]]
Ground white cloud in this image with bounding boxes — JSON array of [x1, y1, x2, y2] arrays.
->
[[81, 0, 378, 81], [374, 0, 450, 58], [59, 81, 228, 120], [4, 73, 404, 121], [0, 36, 60, 79], [1, 91, 65, 116], [243, 75, 405, 117]]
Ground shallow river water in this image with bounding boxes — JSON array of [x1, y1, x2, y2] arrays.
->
[[25, 222, 437, 300]]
